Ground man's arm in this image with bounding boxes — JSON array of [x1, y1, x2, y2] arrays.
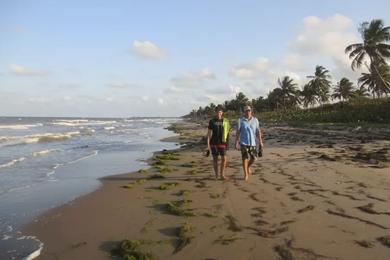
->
[[207, 128, 212, 151], [235, 119, 240, 150], [256, 119, 264, 148]]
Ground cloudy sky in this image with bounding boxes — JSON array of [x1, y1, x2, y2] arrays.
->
[[1, 0, 389, 117]]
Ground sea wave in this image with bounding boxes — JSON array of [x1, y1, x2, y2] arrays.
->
[[0, 157, 26, 169], [0, 124, 42, 130], [32, 149, 59, 157], [68, 150, 99, 165], [1, 132, 80, 147], [52, 119, 116, 127]]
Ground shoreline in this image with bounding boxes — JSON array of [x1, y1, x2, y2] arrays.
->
[[23, 120, 390, 259]]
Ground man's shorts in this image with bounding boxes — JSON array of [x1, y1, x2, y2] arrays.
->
[[240, 145, 257, 160], [210, 144, 227, 157]]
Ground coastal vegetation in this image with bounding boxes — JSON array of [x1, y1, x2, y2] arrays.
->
[[111, 239, 154, 260], [187, 19, 390, 125], [174, 223, 194, 253]]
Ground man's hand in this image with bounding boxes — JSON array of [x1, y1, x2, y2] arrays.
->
[[258, 143, 264, 157], [235, 142, 240, 150]]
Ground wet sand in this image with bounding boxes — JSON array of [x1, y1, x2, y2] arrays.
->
[[23, 121, 390, 259]]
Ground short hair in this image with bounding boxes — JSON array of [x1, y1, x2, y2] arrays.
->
[[215, 105, 224, 112]]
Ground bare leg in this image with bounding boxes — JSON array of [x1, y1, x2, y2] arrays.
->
[[248, 157, 255, 175], [220, 155, 228, 179], [242, 159, 249, 181], [213, 156, 219, 179]]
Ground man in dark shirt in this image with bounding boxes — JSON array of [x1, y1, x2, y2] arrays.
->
[[207, 105, 230, 180]]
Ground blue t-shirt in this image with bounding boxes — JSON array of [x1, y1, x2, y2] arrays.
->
[[237, 116, 260, 146]]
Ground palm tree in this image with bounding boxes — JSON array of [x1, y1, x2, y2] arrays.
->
[[307, 65, 332, 105], [359, 63, 390, 97], [235, 92, 249, 112], [345, 19, 390, 71], [353, 85, 370, 98], [277, 76, 300, 110], [267, 88, 284, 111], [331, 77, 356, 101], [300, 83, 317, 108]]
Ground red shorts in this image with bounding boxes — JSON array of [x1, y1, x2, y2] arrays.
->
[[210, 144, 227, 157]]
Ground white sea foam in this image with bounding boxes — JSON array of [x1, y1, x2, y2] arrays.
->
[[1, 132, 80, 147], [0, 124, 42, 130], [52, 119, 116, 126], [68, 150, 99, 164], [19, 236, 43, 260], [104, 126, 115, 130], [46, 163, 62, 177], [0, 157, 26, 169], [79, 127, 95, 135], [32, 149, 58, 157]]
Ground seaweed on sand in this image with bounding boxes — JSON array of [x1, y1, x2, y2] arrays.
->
[[111, 239, 153, 260], [165, 200, 195, 217], [158, 182, 179, 190], [122, 179, 147, 189], [174, 223, 194, 253]]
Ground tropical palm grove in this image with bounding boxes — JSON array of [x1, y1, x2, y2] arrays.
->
[[188, 19, 390, 124]]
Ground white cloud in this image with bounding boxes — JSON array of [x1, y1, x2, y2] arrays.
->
[[28, 96, 49, 103], [9, 64, 49, 76], [230, 58, 269, 79], [290, 14, 359, 80], [171, 68, 216, 88], [107, 83, 131, 90], [230, 14, 361, 91], [131, 40, 167, 60], [157, 98, 164, 105]]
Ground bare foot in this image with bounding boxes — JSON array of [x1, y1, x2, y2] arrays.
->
[[244, 175, 249, 181], [221, 175, 230, 180]]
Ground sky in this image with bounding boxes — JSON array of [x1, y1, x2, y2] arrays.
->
[[1, 0, 389, 117]]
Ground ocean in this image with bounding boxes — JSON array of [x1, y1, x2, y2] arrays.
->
[[0, 116, 180, 259]]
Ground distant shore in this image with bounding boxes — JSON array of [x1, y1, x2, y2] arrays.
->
[[23, 119, 390, 259]]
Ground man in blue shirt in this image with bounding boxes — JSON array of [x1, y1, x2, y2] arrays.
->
[[235, 105, 263, 181]]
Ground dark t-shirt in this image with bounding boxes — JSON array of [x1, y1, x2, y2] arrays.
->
[[208, 118, 226, 145]]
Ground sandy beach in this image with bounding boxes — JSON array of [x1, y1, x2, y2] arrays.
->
[[23, 120, 390, 260]]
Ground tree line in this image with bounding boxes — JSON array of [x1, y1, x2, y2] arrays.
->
[[189, 19, 390, 117]]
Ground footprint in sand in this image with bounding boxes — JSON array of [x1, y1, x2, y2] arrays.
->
[[296, 205, 315, 213]]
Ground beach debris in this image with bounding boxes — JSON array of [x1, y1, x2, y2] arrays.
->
[[154, 166, 173, 173], [214, 234, 242, 245], [318, 154, 337, 161], [209, 193, 220, 199], [148, 174, 165, 179], [70, 241, 87, 249], [195, 179, 207, 188], [111, 239, 154, 260], [174, 223, 194, 253], [274, 245, 293, 260], [326, 209, 388, 229], [377, 236, 390, 248], [354, 240, 375, 248], [122, 179, 147, 189], [248, 226, 289, 238], [225, 215, 242, 232], [296, 205, 315, 214], [203, 212, 218, 218], [158, 182, 179, 190], [165, 200, 195, 217], [274, 239, 332, 259]]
